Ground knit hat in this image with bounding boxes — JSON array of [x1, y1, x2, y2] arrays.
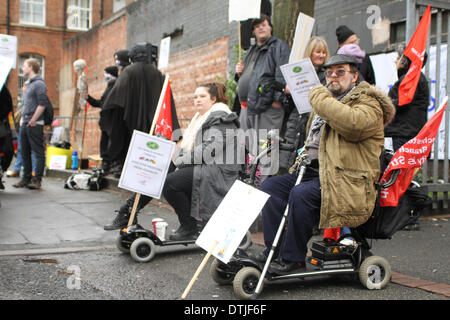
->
[[337, 44, 365, 63], [336, 25, 356, 45], [104, 66, 118, 78]]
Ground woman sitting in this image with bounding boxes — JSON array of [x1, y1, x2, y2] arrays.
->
[[104, 83, 243, 241]]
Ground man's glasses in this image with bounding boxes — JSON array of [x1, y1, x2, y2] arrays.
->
[[325, 69, 354, 77]]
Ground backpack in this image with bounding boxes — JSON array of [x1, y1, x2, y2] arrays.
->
[[43, 96, 54, 126]]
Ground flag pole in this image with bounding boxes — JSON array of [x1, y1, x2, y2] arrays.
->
[[126, 74, 170, 227]]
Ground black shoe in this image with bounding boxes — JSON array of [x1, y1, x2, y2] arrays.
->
[[104, 210, 136, 231], [169, 225, 198, 241], [268, 259, 306, 275]]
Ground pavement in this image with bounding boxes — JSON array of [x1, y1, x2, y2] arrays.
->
[[0, 168, 449, 302]]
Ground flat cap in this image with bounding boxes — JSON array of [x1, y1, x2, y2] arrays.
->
[[323, 54, 358, 68]]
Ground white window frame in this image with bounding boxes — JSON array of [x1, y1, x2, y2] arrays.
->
[[19, 0, 46, 27], [67, 0, 93, 31]]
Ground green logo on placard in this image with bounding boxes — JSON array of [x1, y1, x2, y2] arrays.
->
[[293, 66, 302, 73], [1, 38, 8, 43], [146, 141, 159, 150]]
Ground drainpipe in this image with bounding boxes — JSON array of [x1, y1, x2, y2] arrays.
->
[[6, 0, 11, 34], [100, 0, 104, 20]]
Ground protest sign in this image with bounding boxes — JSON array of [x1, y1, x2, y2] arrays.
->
[[182, 180, 270, 299], [118, 130, 175, 199], [196, 179, 270, 264], [289, 13, 315, 63], [158, 37, 171, 70], [281, 58, 321, 114], [0, 34, 17, 68]]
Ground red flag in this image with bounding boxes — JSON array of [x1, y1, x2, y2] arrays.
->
[[398, 5, 431, 106], [380, 97, 448, 207], [154, 80, 174, 140]]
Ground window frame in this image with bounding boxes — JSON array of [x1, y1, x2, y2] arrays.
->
[[67, 0, 93, 31], [19, 0, 46, 27]]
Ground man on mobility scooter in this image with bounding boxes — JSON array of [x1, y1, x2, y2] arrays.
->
[[257, 54, 396, 275]]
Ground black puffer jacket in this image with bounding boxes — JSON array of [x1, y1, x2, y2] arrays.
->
[[384, 71, 429, 140], [238, 36, 290, 115]]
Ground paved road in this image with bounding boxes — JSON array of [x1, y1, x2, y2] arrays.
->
[[0, 174, 449, 306]]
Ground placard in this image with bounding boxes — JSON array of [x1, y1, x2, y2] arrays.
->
[[0, 34, 17, 69], [228, 0, 261, 22], [196, 180, 270, 264], [289, 13, 315, 63], [49, 155, 67, 170], [158, 37, 171, 70], [280, 58, 321, 114], [118, 130, 175, 199], [0, 56, 13, 91]]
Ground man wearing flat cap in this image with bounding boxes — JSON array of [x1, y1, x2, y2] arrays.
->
[[256, 54, 396, 275]]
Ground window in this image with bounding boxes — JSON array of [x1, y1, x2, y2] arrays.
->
[[67, 0, 92, 30], [113, 0, 127, 12], [20, 0, 46, 26], [18, 54, 45, 99]]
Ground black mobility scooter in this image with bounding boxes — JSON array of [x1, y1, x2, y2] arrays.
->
[[210, 149, 403, 299]]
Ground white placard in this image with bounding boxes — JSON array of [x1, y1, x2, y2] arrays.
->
[[49, 155, 67, 170], [0, 56, 13, 92], [158, 37, 171, 70], [228, 0, 261, 23], [289, 13, 315, 63], [0, 34, 17, 69], [196, 180, 270, 264], [280, 58, 321, 114], [118, 130, 175, 199]]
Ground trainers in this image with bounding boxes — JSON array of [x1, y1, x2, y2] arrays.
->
[[104, 209, 137, 231], [27, 178, 41, 189], [6, 171, 19, 177], [403, 223, 420, 231], [13, 180, 30, 188]]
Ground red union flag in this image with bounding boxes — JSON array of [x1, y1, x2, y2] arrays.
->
[[154, 79, 174, 140], [398, 5, 431, 106], [380, 97, 448, 207]]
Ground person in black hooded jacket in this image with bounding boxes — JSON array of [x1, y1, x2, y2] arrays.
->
[[86, 66, 118, 173], [384, 52, 430, 151]]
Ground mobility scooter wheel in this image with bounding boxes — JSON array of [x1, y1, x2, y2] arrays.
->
[[359, 255, 391, 290], [238, 231, 252, 250], [130, 237, 156, 263], [115, 236, 130, 253], [210, 258, 234, 285], [233, 267, 262, 300]]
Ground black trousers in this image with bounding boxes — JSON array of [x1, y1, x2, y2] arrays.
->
[[125, 163, 196, 228]]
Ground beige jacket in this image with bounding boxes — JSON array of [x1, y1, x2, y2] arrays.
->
[[308, 82, 395, 228]]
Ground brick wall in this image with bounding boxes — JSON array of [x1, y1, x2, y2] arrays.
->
[[60, 10, 128, 156]]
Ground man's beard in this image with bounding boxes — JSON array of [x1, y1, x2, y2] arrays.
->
[[328, 82, 345, 97]]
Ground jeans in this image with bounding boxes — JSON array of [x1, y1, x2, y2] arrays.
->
[[20, 125, 45, 182], [261, 169, 321, 262], [13, 127, 37, 173]]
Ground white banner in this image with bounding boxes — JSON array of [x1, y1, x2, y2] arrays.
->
[[118, 131, 175, 199], [228, 0, 261, 23]]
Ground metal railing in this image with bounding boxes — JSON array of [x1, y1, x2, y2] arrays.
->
[[407, 0, 450, 211]]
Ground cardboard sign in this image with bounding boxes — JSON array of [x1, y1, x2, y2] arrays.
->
[[118, 130, 175, 199], [196, 180, 270, 264], [289, 13, 315, 63], [280, 58, 321, 114], [158, 37, 171, 70], [0, 56, 13, 92], [0, 34, 17, 69]]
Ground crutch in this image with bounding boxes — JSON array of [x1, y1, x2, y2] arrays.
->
[[252, 148, 310, 299]]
